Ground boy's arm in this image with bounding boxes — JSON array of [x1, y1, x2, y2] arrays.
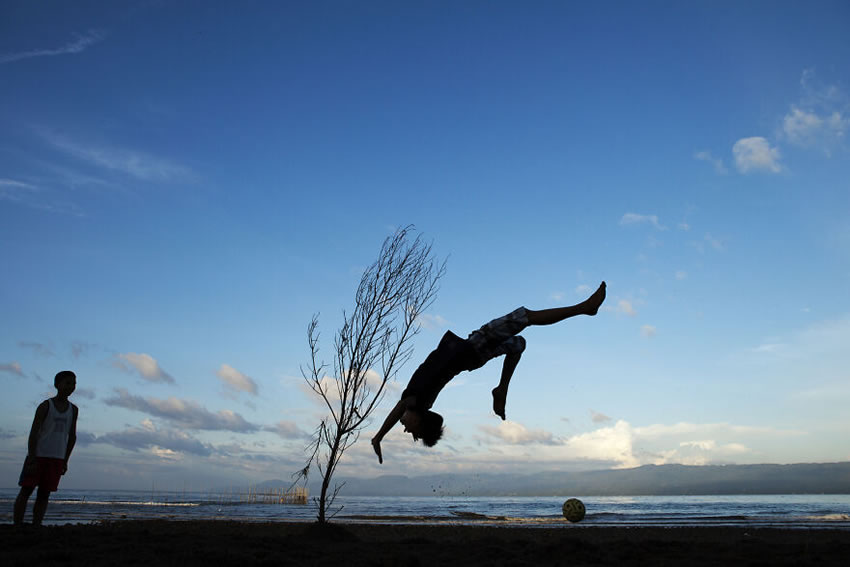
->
[[371, 398, 411, 464], [27, 401, 49, 457], [63, 405, 78, 474]]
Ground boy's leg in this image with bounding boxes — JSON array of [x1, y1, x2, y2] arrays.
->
[[525, 282, 606, 326], [489, 282, 605, 420], [32, 487, 51, 526], [14, 486, 34, 525]]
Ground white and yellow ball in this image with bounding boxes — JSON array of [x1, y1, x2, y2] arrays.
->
[[562, 498, 586, 522]]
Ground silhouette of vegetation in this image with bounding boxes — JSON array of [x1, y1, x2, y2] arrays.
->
[[294, 226, 444, 523]]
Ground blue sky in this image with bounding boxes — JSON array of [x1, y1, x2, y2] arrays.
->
[[1, 1, 848, 491]]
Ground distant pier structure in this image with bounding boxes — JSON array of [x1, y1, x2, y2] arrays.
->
[[214, 486, 308, 505]]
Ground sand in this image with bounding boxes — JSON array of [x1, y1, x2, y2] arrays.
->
[[2, 520, 849, 566]]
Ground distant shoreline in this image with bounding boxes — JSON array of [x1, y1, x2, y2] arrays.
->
[[4, 521, 849, 566]]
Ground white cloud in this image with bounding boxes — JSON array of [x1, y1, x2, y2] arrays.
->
[[564, 420, 639, 468], [675, 270, 688, 280], [113, 353, 175, 384], [619, 213, 666, 230], [783, 107, 824, 145], [733, 137, 782, 174], [216, 364, 258, 395], [640, 325, 656, 338], [677, 222, 691, 231], [694, 150, 728, 174], [0, 30, 105, 64], [575, 284, 592, 295]]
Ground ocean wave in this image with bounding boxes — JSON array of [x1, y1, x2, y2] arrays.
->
[[801, 514, 850, 521], [52, 500, 200, 507]]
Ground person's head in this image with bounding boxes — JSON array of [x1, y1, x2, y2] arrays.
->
[[401, 408, 444, 447], [54, 370, 76, 397]]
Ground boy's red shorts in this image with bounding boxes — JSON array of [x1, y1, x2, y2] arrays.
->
[[19, 457, 65, 492]]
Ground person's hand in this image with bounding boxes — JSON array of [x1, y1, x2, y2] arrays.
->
[[371, 437, 383, 464], [62, 461, 68, 475]]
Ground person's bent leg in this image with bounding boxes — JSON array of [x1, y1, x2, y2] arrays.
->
[[526, 282, 606, 326], [13, 486, 34, 525], [492, 350, 522, 420], [33, 487, 51, 526]]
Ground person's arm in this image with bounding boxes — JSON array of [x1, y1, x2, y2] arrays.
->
[[27, 401, 49, 458], [371, 398, 411, 464], [63, 405, 78, 474]]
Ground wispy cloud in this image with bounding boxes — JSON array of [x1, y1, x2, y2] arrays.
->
[[619, 213, 666, 230], [478, 421, 557, 445], [591, 410, 612, 423], [0, 362, 24, 377], [39, 129, 195, 183], [693, 150, 728, 174], [781, 69, 849, 155], [691, 233, 725, 254], [71, 340, 95, 359], [733, 137, 782, 174], [616, 300, 636, 317], [113, 353, 176, 384], [18, 341, 55, 358], [0, 30, 105, 64], [104, 388, 259, 433], [417, 313, 448, 330], [0, 177, 85, 216], [640, 325, 657, 338], [216, 364, 258, 396], [95, 419, 214, 457]]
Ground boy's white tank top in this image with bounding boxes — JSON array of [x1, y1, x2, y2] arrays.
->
[[36, 399, 74, 459]]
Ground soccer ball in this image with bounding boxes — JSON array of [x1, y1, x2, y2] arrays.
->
[[562, 498, 586, 523]]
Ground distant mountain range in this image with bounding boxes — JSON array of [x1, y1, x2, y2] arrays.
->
[[259, 462, 850, 496]]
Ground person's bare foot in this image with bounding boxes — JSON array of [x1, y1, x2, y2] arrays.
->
[[584, 281, 606, 315], [492, 387, 507, 420]]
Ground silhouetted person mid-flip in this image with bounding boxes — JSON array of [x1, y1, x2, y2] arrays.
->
[[371, 282, 606, 463]]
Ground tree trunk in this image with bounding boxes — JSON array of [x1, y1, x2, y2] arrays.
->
[[317, 437, 341, 523]]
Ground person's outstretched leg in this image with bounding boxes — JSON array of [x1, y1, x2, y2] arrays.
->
[[525, 281, 606, 326], [490, 282, 606, 420]]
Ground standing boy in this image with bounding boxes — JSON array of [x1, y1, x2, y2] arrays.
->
[[14, 370, 79, 526], [372, 282, 606, 463]]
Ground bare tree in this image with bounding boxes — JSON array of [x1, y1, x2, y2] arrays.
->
[[295, 226, 445, 523]]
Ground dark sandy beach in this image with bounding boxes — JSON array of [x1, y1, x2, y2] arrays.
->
[[2, 521, 848, 566]]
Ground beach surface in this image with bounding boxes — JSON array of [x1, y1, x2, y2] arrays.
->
[[2, 520, 848, 566]]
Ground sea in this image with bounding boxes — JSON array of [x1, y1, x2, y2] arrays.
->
[[2, 489, 850, 528]]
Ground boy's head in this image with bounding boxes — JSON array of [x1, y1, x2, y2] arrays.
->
[[54, 370, 76, 395], [401, 408, 444, 447]]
